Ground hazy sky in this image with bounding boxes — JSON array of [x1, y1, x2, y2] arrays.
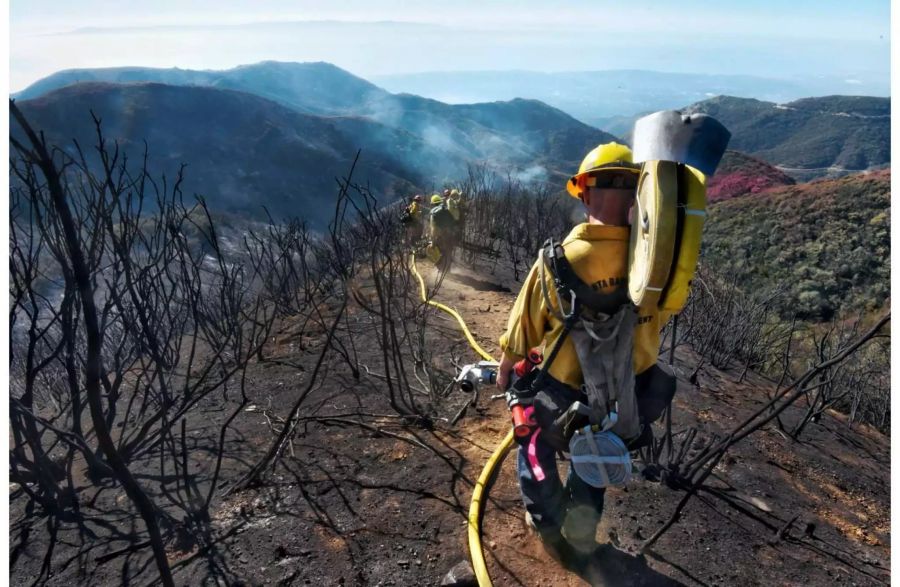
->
[[10, 0, 891, 92]]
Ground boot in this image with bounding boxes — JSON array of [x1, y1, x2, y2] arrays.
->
[[537, 528, 579, 567], [562, 505, 601, 557]]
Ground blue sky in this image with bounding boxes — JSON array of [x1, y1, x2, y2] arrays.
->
[[9, 0, 891, 92]]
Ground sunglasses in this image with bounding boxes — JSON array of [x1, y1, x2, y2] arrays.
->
[[585, 173, 639, 190]]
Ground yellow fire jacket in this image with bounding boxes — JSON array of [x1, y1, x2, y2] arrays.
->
[[447, 198, 461, 221], [499, 223, 670, 389], [407, 201, 423, 221]]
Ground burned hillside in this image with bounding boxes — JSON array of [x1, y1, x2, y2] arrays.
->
[[8, 105, 890, 587]]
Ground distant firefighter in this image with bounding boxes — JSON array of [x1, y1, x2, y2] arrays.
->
[[401, 194, 425, 246], [426, 193, 460, 269]]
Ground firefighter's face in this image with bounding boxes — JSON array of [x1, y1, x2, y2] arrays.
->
[[584, 187, 634, 207], [583, 186, 634, 226]]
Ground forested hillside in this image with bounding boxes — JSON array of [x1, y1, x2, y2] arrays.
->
[[704, 169, 890, 320]]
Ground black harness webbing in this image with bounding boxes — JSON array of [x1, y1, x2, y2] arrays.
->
[[529, 239, 632, 395], [543, 240, 629, 314]]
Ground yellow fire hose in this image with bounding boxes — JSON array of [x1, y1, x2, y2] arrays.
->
[[467, 432, 514, 587], [411, 255, 494, 363], [410, 255, 512, 587]]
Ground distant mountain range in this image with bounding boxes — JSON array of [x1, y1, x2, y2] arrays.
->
[[12, 63, 616, 176], [14, 82, 460, 226], [607, 95, 891, 181], [10, 62, 891, 221], [685, 95, 890, 180], [14, 61, 614, 175], [370, 69, 889, 127], [14, 61, 389, 116], [12, 63, 616, 222]]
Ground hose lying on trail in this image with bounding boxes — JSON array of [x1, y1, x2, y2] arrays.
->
[[411, 255, 494, 363], [410, 255, 511, 587]]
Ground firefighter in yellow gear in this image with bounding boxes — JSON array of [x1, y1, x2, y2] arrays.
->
[[403, 194, 425, 245], [498, 143, 670, 385], [495, 142, 675, 568], [427, 193, 462, 269], [407, 194, 424, 219]]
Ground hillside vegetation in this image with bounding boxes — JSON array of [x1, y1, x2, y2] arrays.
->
[[706, 150, 796, 201], [704, 169, 890, 320]]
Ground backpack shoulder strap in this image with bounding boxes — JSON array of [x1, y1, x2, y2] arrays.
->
[[541, 239, 629, 315]]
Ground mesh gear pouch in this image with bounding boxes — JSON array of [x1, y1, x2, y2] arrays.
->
[[569, 426, 632, 488], [569, 306, 641, 443]]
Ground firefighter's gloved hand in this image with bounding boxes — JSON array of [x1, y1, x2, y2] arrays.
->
[[504, 390, 518, 410], [496, 352, 517, 390]]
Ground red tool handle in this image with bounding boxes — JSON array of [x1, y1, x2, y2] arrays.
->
[[511, 404, 535, 438], [514, 347, 544, 378]]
